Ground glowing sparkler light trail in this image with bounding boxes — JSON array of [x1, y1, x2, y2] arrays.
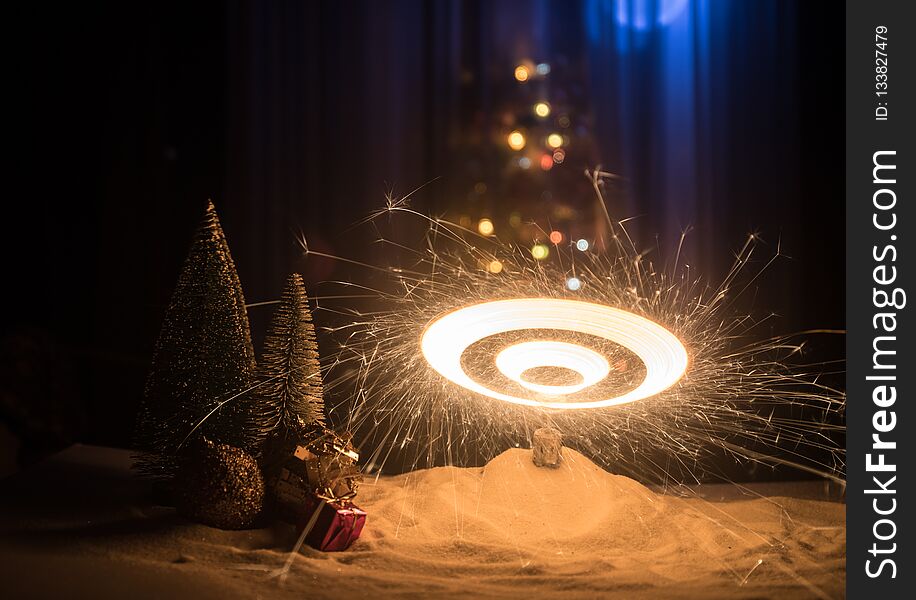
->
[[495, 340, 610, 396], [420, 298, 689, 410]]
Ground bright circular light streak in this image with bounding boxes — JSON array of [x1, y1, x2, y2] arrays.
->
[[495, 341, 610, 396], [566, 277, 581, 291], [420, 298, 689, 410], [575, 238, 589, 252]]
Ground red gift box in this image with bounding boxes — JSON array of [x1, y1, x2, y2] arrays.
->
[[297, 494, 366, 552]]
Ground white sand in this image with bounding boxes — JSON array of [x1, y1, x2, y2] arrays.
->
[[1, 445, 844, 599]]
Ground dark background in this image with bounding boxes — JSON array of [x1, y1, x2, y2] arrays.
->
[[3, 0, 843, 477]]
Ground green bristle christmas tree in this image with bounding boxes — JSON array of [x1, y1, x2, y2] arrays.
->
[[134, 200, 258, 479], [256, 273, 325, 463]]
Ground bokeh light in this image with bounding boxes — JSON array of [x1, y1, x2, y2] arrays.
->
[[566, 276, 582, 291], [552, 204, 575, 220], [536, 62, 551, 75], [548, 230, 563, 244], [552, 149, 566, 163], [514, 65, 529, 82], [539, 154, 554, 170], [477, 218, 494, 236], [518, 157, 531, 169], [531, 243, 549, 260], [546, 133, 564, 149], [576, 238, 589, 252], [487, 260, 503, 274], [507, 130, 526, 150], [534, 102, 551, 118]]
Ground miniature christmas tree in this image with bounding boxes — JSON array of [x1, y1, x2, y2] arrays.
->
[[134, 200, 258, 479], [256, 273, 325, 458]]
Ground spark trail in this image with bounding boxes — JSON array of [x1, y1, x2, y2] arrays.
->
[[315, 171, 845, 486]]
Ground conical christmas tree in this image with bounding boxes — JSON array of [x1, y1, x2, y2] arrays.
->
[[256, 273, 324, 457], [135, 200, 258, 479]]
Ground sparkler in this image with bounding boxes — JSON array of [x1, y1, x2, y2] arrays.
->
[[315, 172, 845, 485], [420, 298, 688, 409], [495, 340, 610, 397]]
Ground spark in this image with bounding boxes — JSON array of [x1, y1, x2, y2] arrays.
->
[[314, 171, 844, 486]]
